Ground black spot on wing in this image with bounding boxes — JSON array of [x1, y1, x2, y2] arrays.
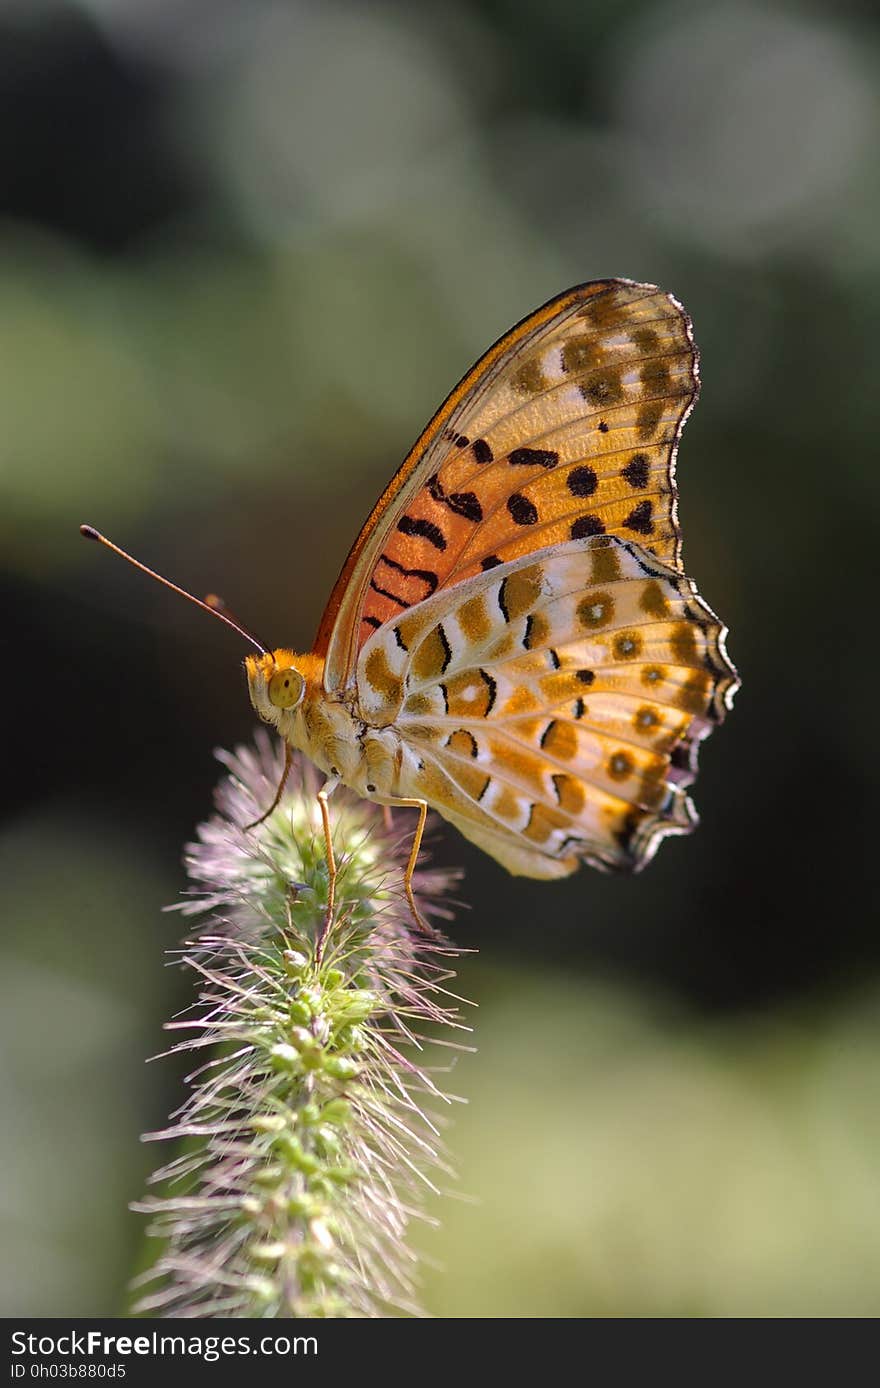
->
[[624, 500, 655, 535], [397, 515, 447, 550], [443, 428, 469, 448], [567, 466, 597, 498], [472, 438, 493, 464], [571, 515, 605, 539], [509, 447, 558, 469], [508, 493, 539, 526], [425, 471, 482, 523], [622, 454, 650, 489], [446, 491, 483, 522]]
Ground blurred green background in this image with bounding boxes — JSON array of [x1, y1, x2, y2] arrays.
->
[[2, 0, 879, 1318]]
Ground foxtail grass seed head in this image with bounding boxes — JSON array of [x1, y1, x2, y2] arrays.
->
[[132, 732, 469, 1318]]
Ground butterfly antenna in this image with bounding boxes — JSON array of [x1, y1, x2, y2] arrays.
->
[[79, 524, 268, 655]]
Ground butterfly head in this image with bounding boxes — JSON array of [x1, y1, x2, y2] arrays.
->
[[245, 649, 323, 733]]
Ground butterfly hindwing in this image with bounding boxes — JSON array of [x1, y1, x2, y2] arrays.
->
[[318, 280, 698, 693], [357, 536, 736, 876]]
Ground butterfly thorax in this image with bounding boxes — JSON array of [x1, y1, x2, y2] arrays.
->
[[245, 648, 403, 800]]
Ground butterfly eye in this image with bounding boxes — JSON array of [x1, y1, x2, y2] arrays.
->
[[268, 667, 304, 709]]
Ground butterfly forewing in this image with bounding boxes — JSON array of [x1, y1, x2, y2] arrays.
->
[[318, 280, 698, 693]]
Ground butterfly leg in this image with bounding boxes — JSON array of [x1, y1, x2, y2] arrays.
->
[[244, 740, 292, 831], [315, 775, 340, 962], [388, 796, 434, 935]]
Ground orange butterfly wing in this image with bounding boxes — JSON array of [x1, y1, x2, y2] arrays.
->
[[355, 536, 736, 875], [315, 279, 698, 692]]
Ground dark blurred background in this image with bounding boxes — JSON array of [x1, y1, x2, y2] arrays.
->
[[2, 0, 879, 1317]]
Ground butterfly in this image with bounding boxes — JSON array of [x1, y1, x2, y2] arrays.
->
[[84, 279, 738, 945], [243, 279, 738, 935]]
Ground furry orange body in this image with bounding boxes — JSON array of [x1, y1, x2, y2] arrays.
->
[[247, 649, 406, 805]]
